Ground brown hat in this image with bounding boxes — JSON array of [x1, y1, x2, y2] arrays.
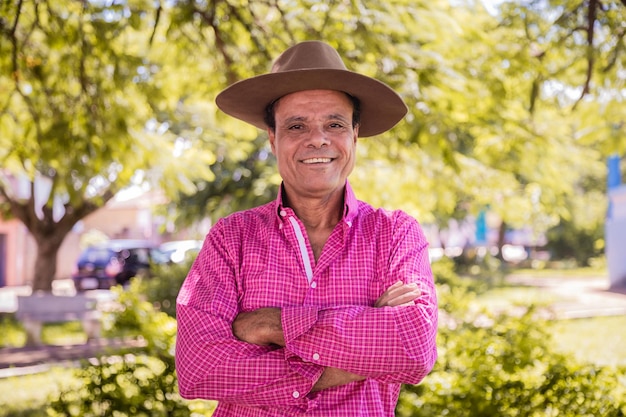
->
[[215, 41, 408, 137]]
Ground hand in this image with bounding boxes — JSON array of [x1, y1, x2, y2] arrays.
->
[[311, 367, 365, 392], [375, 280, 421, 308], [232, 308, 285, 346]]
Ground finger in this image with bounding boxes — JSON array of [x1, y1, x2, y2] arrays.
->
[[375, 282, 420, 307], [374, 282, 401, 307], [383, 288, 421, 307]]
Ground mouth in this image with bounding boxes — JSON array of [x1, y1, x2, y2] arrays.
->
[[301, 157, 333, 164]]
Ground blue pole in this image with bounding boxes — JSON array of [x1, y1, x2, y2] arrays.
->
[[475, 210, 487, 245], [607, 155, 621, 190], [607, 155, 622, 220]]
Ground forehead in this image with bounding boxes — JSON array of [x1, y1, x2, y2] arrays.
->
[[274, 90, 353, 116]]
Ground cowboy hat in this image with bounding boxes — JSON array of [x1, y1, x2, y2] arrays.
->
[[215, 41, 408, 137]]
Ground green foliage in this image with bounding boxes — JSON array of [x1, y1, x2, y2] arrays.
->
[[49, 354, 187, 417], [48, 279, 215, 416], [6, 260, 623, 416], [139, 260, 193, 318], [0, 0, 216, 291], [398, 260, 626, 417], [0, 314, 88, 348], [552, 316, 626, 367], [168, 133, 279, 226], [0, 368, 78, 417], [1, 0, 624, 290], [0, 314, 25, 348], [545, 217, 605, 267]]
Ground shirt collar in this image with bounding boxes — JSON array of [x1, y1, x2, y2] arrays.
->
[[274, 181, 359, 226]]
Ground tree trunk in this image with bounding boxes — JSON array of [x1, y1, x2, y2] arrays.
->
[[496, 221, 507, 261], [0, 184, 111, 292], [31, 236, 65, 292]]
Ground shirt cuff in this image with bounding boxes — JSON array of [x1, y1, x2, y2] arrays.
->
[[282, 305, 319, 344], [284, 352, 324, 410]]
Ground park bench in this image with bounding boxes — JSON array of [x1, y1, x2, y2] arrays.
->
[[15, 293, 102, 346]]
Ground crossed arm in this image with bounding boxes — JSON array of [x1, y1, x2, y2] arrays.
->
[[232, 280, 422, 391]]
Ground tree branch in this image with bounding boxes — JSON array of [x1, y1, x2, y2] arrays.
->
[[603, 27, 625, 73], [197, 0, 236, 84], [573, 0, 598, 110], [149, 2, 162, 45], [9, 0, 23, 83]]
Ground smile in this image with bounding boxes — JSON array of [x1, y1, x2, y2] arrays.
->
[[301, 157, 333, 164]]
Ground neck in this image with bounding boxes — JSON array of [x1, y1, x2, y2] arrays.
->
[[282, 186, 344, 231]]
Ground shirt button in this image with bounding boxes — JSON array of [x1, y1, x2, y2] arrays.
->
[[310, 282, 317, 289], [312, 353, 320, 361], [346, 221, 352, 227], [280, 210, 287, 217], [292, 391, 300, 399]]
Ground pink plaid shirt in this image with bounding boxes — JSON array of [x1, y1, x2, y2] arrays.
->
[[176, 182, 438, 416]]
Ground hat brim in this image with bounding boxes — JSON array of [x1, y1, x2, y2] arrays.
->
[[215, 69, 408, 137]]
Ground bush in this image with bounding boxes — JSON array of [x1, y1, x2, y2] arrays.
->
[[397, 260, 626, 416], [545, 217, 604, 267], [49, 354, 185, 417], [139, 260, 192, 318], [46, 257, 626, 416], [48, 274, 215, 417], [0, 313, 26, 348]]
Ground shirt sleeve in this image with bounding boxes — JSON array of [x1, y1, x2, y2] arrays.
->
[[281, 212, 438, 385], [175, 220, 324, 409]]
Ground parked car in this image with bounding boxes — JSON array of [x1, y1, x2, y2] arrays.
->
[[72, 239, 168, 291], [159, 239, 203, 264]]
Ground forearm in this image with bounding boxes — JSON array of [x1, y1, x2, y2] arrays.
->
[[232, 307, 285, 346], [176, 304, 322, 407], [311, 367, 365, 392], [282, 302, 438, 384]]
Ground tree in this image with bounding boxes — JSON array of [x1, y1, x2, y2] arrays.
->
[[2, 0, 625, 292], [0, 1, 213, 291], [488, 0, 626, 261]]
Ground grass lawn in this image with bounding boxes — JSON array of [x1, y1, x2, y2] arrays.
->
[[551, 315, 626, 367], [473, 286, 565, 310], [475, 286, 626, 367], [0, 367, 79, 417], [1, 318, 87, 349], [474, 266, 626, 368], [509, 266, 608, 278], [0, 365, 217, 417]]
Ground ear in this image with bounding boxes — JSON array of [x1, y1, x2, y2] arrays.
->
[[268, 128, 277, 153], [353, 125, 359, 143]]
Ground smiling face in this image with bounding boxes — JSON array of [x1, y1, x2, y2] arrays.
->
[[268, 90, 359, 203]]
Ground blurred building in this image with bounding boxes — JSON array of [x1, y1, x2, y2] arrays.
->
[[0, 186, 206, 287]]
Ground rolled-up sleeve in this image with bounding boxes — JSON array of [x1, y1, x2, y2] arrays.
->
[[175, 220, 324, 409], [281, 212, 438, 385]]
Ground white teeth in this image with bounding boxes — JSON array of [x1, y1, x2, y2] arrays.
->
[[302, 158, 332, 164]]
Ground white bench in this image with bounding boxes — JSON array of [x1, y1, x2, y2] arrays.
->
[[15, 293, 102, 346]]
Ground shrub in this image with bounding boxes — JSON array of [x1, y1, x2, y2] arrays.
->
[[47, 258, 626, 416], [48, 277, 215, 416], [0, 313, 26, 348], [139, 260, 192, 318], [398, 260, 626, 416]]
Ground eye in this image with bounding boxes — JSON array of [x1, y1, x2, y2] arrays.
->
[[329, 122, 347, 130], [288, 124, 304, 130]]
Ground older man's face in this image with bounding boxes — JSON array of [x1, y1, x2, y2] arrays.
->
[[268, 89, 359, 202]]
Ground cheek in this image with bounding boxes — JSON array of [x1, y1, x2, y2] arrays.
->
[[346, 145, 357, 168]]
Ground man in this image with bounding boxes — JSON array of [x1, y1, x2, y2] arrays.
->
[[176, 41, 438, 417]]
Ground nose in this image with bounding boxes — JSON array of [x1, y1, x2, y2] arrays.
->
[[306, 125, 330, 148]]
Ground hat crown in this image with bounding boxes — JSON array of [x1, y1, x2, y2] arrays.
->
[[216, 41, 407, 137], [271, 41, 348, 73]]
